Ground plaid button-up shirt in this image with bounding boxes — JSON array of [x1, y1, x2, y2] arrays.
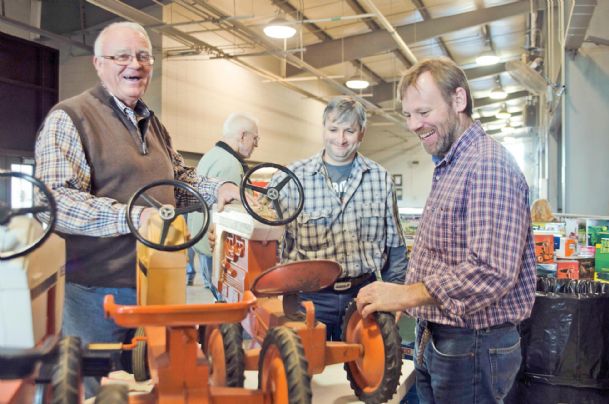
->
[[405, 121, 536, 329], [280, 151, 406, 281], [35, 103, 221, 237]]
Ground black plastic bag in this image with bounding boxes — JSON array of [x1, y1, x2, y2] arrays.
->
[[507, 278, 609, 403]]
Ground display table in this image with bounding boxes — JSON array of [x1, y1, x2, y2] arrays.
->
[[245, 360, 415, 403], [88, 359, 415, 403]]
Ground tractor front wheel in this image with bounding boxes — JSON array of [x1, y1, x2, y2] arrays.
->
[[50, 336, 82, 404], [341, 300, 402, 403], [200, 323, 245, 387], [258, 327, 311, 404]]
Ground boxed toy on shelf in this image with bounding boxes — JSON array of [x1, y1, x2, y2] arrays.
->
[[534, 234, 555, 263], [586, 219, 609, 246], [595, 238, 609, 280]]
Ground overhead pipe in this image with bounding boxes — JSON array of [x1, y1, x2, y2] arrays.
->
[[359, 0, 418, 65], [184, 0, 403, 124]]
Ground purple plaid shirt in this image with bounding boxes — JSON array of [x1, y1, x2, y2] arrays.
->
[[405, 121, 536, 329]]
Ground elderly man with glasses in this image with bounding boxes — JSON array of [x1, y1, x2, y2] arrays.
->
[[34, 21, 241, 397]]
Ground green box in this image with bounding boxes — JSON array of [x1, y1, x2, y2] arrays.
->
[[595, 238, 609, 273]]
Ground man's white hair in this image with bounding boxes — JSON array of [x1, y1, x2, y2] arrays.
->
[[94, 22, 152, 56], [222, 113, 259, 140]]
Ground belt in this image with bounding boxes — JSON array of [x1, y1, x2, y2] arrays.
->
[[428, 321, 516, 333], [321, 273, 372, 293]]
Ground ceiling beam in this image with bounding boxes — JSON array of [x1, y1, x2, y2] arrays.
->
[[411, 0, 454, 60], [382, 91, 529, 116], [368, 63, 508, 104], [287, 0, 540, 76], [565, 0, 597, 50], [478, 111, 522, 124], [345, 0, 411, 68], [474, 90, 530, 109], [0, 14, 92, 52]]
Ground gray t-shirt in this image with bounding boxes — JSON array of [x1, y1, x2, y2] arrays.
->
[[325, 161, 354, 199]]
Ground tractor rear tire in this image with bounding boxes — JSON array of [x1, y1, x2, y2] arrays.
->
[[341, 300, 402, 403], [94, 384, 128, 404], [258, 326, 311, 404], [50, 336, 82, 404], [132, 327, 150, 381], [201, 323, 245, 387]]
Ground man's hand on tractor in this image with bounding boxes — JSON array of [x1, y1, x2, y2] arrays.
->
[[216, 183, 240, 212]]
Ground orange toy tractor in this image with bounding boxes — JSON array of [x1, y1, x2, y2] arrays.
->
[[100, 179, 311, 403], [210, 164, 403, 403], [0, 171, 82, 403]]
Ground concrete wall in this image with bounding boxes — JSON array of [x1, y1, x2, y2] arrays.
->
[[562, 1, 609, 215], [161, 57, 324, 163]]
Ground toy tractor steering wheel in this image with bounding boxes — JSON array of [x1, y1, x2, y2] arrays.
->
[[126, 179, 209, 251], [0, 171, 56, 260], [240, 163, 304, 226]]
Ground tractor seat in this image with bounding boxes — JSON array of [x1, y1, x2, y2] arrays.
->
[[251, 259, 342, 297]]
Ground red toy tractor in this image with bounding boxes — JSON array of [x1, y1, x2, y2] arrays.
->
[[101, 179, 311, 403], [210, 164, 403, 403]]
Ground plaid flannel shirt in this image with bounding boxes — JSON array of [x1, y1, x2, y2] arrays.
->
[[279, 151, 405, 279], [405, 121, 536, 329], [34, 101, 221, 237]]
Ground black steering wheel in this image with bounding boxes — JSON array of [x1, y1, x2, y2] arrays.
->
[[126, 179, 209, 251], [240, 163, 304, 226], [0, 171, 56, 260]]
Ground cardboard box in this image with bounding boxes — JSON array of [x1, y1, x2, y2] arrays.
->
[[571, 257, 595, 279], [595, 238, 609, 273], [556, 260, 579, 279], [594, 272, 609, 283], [534, 234, 555, 264], [586, 219, 609, 246], [556, 237, 577, 258], [536, 263, 557, 278]]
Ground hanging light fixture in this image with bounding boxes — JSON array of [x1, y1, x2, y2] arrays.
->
[[476, 37, 499, 66], [345, 77, 370, 89], [263, 16, 296, 39], [345, 62, 370, 89], [489, 76, 507, 100], [495, 104, 511, 120], [476, 51, 500, 66], [501, 120, 515, 134]]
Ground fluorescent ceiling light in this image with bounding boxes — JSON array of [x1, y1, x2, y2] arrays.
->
[[263, 17, 296, 39], [345, 78, 370, 89], [476, 52, 500, 66]]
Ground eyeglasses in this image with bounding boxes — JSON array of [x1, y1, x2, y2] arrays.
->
[[99, 52, 155, 66], [245, 131, 259, 144]]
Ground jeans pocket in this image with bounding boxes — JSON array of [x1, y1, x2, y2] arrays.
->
[[489, 337, 521, 399], [430, 333, 475, 358]]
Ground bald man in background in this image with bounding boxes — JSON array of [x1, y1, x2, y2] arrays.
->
[[188, 113, 260, 298]]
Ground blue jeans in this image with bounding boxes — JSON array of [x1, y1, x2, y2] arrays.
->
[[414, 320, 521, 404], [300, 288, 364, 341], [197, 253, 222, 301], [186, 247, 196, 284], [62, 283, 136, 398]]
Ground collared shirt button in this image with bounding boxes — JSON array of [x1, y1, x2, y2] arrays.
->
[[435, 175, 440, 180]]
